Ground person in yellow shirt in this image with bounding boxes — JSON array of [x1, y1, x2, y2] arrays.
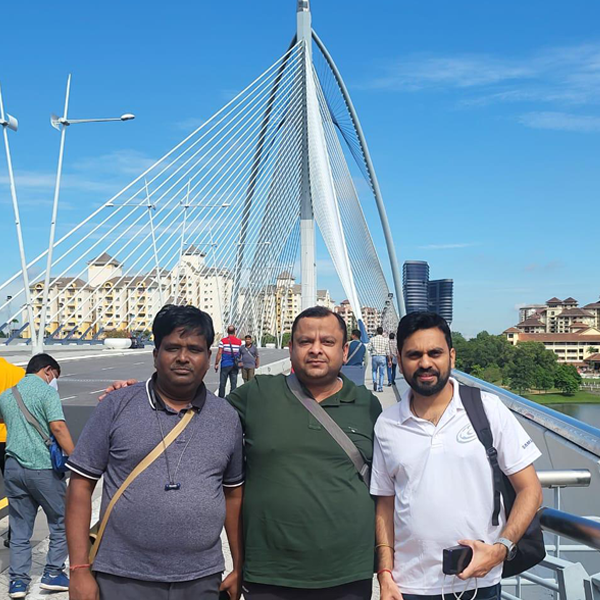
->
[[0, 357, 26, 464], [0, 357, 26, 550]]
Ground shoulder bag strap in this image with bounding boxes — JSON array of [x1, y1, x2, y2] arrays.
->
[[286, 374, 370, 487], [11, 386, 51, 446], [347, 341, 363, 363], [89, 408, 195, 563], [459, 384, 504, 526]]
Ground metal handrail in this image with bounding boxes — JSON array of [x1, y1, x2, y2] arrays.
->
[[537, 469, 591, 488], [539, 507, 600, 551]]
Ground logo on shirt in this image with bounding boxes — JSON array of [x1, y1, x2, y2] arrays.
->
[[456, 424, 477, 444]]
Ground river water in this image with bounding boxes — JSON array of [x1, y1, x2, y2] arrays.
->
[[548, 403, 600, 430]]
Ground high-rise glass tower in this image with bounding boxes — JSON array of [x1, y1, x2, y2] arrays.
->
[[429, 279, 454, 325], [402, 261, 430, 313]]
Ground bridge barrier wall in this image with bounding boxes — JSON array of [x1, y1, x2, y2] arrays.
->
[[235, 357, 291, 387]]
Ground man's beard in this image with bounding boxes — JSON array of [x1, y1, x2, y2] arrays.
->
[[408, 364, 451, 397]]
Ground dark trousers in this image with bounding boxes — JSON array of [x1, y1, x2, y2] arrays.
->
[[387, 362, 397, 385], [402, 583, 501, 600], [242, 580, 372, 600], [218, 366, 239, 398], [96, 571, 221, 600]]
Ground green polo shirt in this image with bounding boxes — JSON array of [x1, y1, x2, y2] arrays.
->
[[227, 373, 382, 589]]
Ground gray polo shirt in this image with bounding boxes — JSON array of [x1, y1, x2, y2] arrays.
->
[[67, 378, 244, 583], [239, 344, 259, 369]]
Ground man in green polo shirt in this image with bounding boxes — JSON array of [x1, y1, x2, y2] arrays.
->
[[229, 306, 382, 600]]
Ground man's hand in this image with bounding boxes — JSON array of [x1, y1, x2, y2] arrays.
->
[[214, 365, 219, 372], [219, 569, 242, 600], [98, 379, 138, 401], [457, 539, 506, 580], [69, 569, 100, 600], [378, 571, 403, 600]]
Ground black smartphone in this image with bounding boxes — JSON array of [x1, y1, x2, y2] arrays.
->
[[442, 544, 473, 575]]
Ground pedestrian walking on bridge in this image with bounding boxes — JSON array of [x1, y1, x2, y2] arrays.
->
[[0, 353, 74, 599]]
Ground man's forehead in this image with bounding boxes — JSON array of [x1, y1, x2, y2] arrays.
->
[[163, 327, 207, 346], [294, 315, 343, 336], [403, 328, 449, 351]]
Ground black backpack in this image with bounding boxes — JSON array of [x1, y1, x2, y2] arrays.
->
[[460, 384, 546, 577]]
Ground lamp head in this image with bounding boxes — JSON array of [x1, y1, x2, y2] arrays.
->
[[120, 114, 135, 121]]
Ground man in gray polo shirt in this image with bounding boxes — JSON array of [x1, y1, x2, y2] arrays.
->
[[65, 305, 244, 600]]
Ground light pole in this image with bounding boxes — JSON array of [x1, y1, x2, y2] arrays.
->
[[0, 83, 37, 348], [36, 74, 135, 352]]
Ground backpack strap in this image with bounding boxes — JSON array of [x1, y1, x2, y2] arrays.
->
[[347, 340, 363, 363], [459, 384, 503, 526]]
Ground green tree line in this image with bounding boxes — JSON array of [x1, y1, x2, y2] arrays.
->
[[452, 331, 582, 396]]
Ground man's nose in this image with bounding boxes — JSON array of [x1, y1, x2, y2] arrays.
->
[[175, 349, 190, 363], [419, 354, 433, 369]]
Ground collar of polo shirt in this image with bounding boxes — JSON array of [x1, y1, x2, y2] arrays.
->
[[145, 374, 207, 413], [398, 377, 464, 425], [296, 375, 355, 405]]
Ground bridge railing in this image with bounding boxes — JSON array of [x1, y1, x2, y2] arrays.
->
[[501, 469, 599, 600]]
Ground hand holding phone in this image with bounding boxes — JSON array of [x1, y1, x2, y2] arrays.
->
[[443, 544, 473, 575]]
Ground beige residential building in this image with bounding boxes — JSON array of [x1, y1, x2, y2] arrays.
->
[[504, 327, 600, 367], [334, 300, 381, 336]]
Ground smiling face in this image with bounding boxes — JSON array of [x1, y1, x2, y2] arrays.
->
[[398, 327, 455, 397], [153, 327, 211, 398], [289, 315, 348, 385]]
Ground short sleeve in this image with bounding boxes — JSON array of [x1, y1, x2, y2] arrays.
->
[[43, 387, 65, 423], [370, 430, 395, 496], [218, 339, 224, 349], [223, 416, 244, 487], [67, 394, 117, 480], [488, 394, 542, 476]]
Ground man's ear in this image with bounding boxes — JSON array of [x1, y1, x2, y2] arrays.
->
[[153, 347, 158, 369], [450, 348, 456, 369]]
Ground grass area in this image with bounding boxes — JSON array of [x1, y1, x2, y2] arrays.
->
[[522, 391, 600, 404]]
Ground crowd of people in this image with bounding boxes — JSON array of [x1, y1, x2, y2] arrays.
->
[[0, 305, 543, 600]]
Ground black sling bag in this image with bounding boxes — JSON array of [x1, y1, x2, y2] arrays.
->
[[460, 384, 545, 577]]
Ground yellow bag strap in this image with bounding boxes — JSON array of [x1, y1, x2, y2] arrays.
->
[[89, 408, 195, 563]]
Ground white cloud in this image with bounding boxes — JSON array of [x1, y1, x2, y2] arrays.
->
[[518, 111, 600, 133], [366, 42, 600, 110]]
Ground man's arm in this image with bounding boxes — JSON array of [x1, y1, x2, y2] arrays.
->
[[254, 348, 259, 368], [214, 348, 223, 371], [49, 420, 75, 455], [66, 474, 100, 600], [458, 464, 543, 580], [376, 495, 402, 600], [220, 485, 244, 599]]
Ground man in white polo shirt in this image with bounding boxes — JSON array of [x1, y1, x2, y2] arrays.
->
[[371, 311, 543, 600]]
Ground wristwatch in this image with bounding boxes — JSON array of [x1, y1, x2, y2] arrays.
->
[[495, 537, 517, 561]]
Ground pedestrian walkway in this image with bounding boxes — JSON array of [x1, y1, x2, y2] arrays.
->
[[0, 365, 402, 599]]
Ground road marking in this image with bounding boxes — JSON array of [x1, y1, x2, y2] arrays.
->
[[101, 367, 115, 371], [89, 389, 108, 394], [134, 361, 146, 365], [0, 498, 7, 510], [61, 395, 77, 401], [13, 348, 154, 367], [60, 379, 119, 383]]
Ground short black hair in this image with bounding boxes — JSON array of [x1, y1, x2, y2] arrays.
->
[[291, 306, 347, 345], [351, 329, 361, 339], [26, 353, 61, 376], [396, 311, 453, 353], [389, 332, 395, 340], [376, 326, 384, 335], [245, 334, 252, 339], [152, 304, 215, 349]]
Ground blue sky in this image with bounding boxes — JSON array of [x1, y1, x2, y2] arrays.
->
[[1, 0, 599, 337]]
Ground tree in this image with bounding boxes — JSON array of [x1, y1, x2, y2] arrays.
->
[[260, 333, 277, 346], [588, 346, 599, 354], [504, 342, 557, 395], [554, 364, 582, 396], [482, 364, 503, 384]]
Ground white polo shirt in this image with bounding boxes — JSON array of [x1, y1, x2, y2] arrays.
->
[[370, 378, 541, 595]]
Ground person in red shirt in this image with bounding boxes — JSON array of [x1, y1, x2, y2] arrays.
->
[[214, 325, 242, 397]]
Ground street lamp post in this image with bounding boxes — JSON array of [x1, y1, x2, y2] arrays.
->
[[36, 74, 135, 352], [0, 82, 37, 346]]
